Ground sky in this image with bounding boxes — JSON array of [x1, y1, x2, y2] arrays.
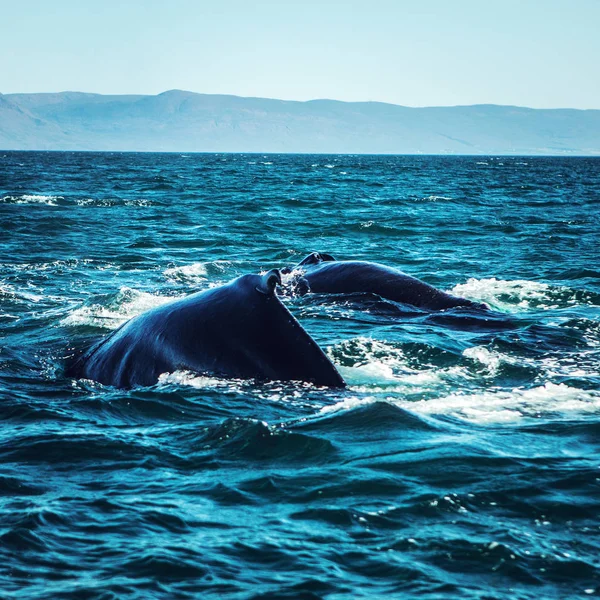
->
[[1, 0, 599, 109]]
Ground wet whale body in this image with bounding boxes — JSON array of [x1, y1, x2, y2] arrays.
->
[[68, 270, 345, 389], [286, 253, 489, 311]]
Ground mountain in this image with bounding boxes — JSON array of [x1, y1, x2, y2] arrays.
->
[[1, 90, 599, 154]]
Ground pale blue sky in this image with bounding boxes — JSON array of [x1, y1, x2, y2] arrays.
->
[[2, 0, 599, 108]]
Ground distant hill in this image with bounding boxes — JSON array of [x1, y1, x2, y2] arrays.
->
[[1, 90, 599, 154]]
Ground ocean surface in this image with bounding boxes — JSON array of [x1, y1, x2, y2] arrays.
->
[[1, 151, 599, 599]]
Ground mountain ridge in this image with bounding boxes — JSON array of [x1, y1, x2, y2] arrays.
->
[[1, 90, 599, 154]]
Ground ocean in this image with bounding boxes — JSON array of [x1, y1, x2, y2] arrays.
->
[[1, 151, 599, 599]]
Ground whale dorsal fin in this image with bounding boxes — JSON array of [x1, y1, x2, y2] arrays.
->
[[297, 252, 336, 267], [255, 269, 282, 296]]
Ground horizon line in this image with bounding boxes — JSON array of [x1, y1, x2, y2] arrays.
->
[[2, 149, 599, 158]]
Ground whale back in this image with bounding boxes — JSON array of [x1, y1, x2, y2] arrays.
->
[[70, 270, 345, 389], [294, 254, 488, 311]]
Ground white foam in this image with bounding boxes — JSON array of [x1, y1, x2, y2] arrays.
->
[[321, 383, 600, 425], [341, 363, 467, 394], [320, 395, 378, 416], [421, 195, 453, 201], [164, 262, 209, 284], [451, 277, 566, 311], [7, 259, 93, 273], [410, 383, 600, 423], [157, 371, 329, 405], [61, 287, 178, 329], [338, 362, 398, 384], [330, 337, 408, 368], [280, 267, 312, 295], [537, 352, 600, 380], [1, 194, 63, 206], [325, 335, 600, 423], [0, 282, 46, 304], [75, 198, 113, 207], [157, 370, 231, 389], [330, 337, 458, 391], [333, 334, 600, 403], [462, 346, 515, 375], [164, 261, 233, 285], [0, 311, 19, 321], [74, 197, 152, 207]]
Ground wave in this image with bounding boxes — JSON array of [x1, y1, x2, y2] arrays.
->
[[553, 268, 600, 280], [323, 334, 600, 423], [1, 194, 155, 208], [350, 221, 407, 234], [303, 400, 440, 433], [321, 382, 600, 425], [198, 417, 336, 463], [329, 337, 474, 389], [0, 282, 47, 305], [451, 277, 600, 310]]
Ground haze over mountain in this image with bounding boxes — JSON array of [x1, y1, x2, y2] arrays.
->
[[1, 90, 599, 154]]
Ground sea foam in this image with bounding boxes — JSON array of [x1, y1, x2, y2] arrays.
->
[[61, 287, 178, 329], [1, 194, 63, 206]]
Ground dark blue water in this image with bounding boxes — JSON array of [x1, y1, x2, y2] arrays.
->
[[1, 152, 600, 599]]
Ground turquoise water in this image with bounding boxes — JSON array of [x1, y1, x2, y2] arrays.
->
[[1, 152, 600, 598]]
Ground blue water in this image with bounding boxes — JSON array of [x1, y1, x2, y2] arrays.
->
[[1, 152, 600, 599]]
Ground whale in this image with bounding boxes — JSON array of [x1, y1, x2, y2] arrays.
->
[[67, 269, 345, 389], [285, 253, 489, 311]]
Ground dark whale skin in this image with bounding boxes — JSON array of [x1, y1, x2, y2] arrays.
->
[[290, 253, 489, 311], [68, 270, 345, 389]]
